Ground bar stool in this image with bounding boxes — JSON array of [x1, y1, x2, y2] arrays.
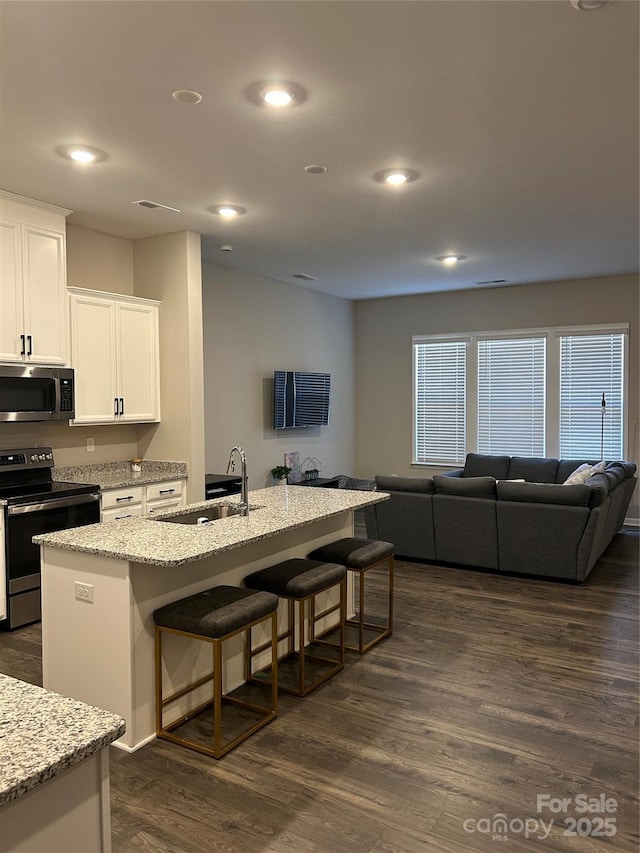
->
[[153, 585, 278, 759], [308, 538, 394, 654], [244, 558, 346, 697]]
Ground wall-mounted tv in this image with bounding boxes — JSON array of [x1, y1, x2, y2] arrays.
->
[[273, 370, 331, 429]]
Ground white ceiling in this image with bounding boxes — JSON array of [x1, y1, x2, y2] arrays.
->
[[0, 0, 638, 300]]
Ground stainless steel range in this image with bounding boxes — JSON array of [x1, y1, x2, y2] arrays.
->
[[0, 447, 100, 630]]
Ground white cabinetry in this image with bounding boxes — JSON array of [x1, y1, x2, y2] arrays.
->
[[145, 479, 185, 516], [69, 288, 160, 425], [0, 192, 71, 365], [100, 485, 145, 522], [101, 479, 185, 521]]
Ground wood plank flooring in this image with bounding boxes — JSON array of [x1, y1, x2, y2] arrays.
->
[[1, 529, 638, 852]]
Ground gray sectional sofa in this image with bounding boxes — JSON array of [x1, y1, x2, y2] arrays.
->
[[364, 453, 637, 581]]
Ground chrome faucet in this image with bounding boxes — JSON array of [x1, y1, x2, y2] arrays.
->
[[226, 446, 249, 516]]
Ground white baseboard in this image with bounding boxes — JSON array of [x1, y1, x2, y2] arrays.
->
[[623, 516, 639, 528]]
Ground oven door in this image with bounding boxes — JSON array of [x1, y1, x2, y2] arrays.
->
[[3, 493, 100, 629]]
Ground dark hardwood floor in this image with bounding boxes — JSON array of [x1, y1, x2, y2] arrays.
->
[[2, 529, 638, 852]]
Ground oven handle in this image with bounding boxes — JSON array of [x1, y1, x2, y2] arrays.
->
[[8, 493, 101, 515]]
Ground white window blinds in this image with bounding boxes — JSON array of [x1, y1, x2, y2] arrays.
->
[[477, 337, 545, 456], [559, 333, 624, 459], [414, 340, 466, 464]]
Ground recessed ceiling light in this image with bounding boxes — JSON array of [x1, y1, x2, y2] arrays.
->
[[245, 80, 308, 107], [211, 205, 247, 218], [172, 89, 203, 104], [374, 168, 420, 185], [57, 144, 107, 163], [570, 0, 609, 10], [304, 164, 328, 174], [436, 254, 467, 265], [262, 88, 292, 107]]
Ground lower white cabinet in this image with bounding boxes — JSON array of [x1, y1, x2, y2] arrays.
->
[[101, 480, 185, 521]]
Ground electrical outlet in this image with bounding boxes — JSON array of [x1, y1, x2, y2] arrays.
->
[[75, 581, 94, 603], [86, 438, 95, 452]]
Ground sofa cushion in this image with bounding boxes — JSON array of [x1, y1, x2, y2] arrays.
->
[[434, 474, 497, 498], [583, 473, 611, 507], [607, 461, 637, 479], [463, 453, 510, 479], [375, 475, 434, 494], [507, 456, 559, 483], [604, 463, 627, 486], [497, 480, 590, 507]]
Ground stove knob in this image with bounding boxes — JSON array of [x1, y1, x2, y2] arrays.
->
[[31, 454, 38, 462], [39, 454, 45, 461]]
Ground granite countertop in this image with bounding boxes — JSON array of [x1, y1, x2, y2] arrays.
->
[[34, 485, 388, 567], [0, 674, 125, 807], [53, 459, 188, 490]]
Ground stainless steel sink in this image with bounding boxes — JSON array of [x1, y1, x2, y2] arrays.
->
[[154, 505, 245, 525]]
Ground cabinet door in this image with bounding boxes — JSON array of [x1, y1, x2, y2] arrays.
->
[[22, 226, 67, 364], [0, 220, 25, 362], [116, 301, 159, 422], [70, 293, 118, 424]]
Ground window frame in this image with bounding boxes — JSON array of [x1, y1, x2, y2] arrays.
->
[[412, 323, 629, 467]]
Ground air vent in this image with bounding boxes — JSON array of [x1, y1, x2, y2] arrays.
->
[[131, 200, 181, 213], [475, 279, 509, 285], [292, 273, 319, 281]]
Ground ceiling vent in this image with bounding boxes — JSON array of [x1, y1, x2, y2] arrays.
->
[[475, 279, 509, 285], [131, 200, 180, 213], [292, 273, 319, 281]]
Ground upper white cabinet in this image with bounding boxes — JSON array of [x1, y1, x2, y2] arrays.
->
[[0, 192, 71, 365], [69, 287, 161, 425]]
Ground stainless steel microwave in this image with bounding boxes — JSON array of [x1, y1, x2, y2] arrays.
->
[[0, 365, 75, 422]]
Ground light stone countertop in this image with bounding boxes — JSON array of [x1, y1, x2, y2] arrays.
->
[[0, 674, 126, 807], [34, 485, 388, 567], [53, 459, 188, 490]]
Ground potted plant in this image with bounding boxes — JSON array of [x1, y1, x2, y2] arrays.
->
[[270, 465, 291, 485]]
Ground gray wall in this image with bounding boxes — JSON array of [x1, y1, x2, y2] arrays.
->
[[201, 261, 355, 487], [354, 273, 639, 521]]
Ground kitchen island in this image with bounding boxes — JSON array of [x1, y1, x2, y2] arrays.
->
[[0, 674, 125, 853], [35, 485, 388, 751]]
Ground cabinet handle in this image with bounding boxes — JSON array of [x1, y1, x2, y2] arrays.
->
[[114, 398, 119, 417], [115, 514, 133, 520], [20, 334, 26, 356], [119, 397, 124, 416], [27, 335, 33, 356], [116, 496, 135, 502], [159, 489, 175, 495]]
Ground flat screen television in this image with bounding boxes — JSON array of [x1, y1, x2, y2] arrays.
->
[[273, 370, 331, 429]]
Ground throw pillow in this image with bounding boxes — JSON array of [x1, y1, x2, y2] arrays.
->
[[563, 463, 592, 485], [590, 461, 607, 476]]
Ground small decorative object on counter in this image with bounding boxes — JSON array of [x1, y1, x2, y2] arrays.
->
[[270, 465, 291, 485], [130, 458, 142, 473], [301, 457, 322, 481]]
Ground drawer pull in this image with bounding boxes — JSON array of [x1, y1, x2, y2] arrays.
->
[[115, 514, 133, 520], [159, 488, 175, 495], [116, 496, 135, 502]]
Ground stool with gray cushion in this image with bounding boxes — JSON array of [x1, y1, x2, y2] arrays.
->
[[154, 585, 278, 759], [244, 558, 346, 696], [308, 538, 394, 654]]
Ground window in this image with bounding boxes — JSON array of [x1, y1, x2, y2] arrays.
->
[[559, 333, 624, 459], [413, 325, 628, 465], [414, 340, 466, 464], [478, 337, 545, 456]]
